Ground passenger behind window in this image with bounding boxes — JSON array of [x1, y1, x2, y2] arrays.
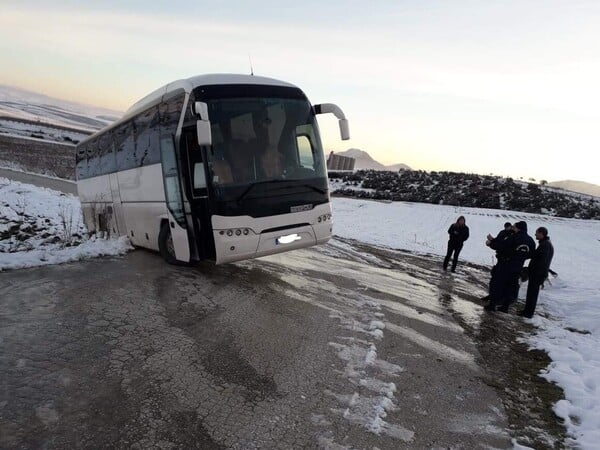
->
[[258, 145, 283, 179], [250, 112, 284, 180]]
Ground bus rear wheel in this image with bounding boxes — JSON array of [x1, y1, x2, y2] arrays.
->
[[158, 222, 179, 265]]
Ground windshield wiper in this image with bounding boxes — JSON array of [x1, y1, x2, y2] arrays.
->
[[236, 179, 290, 203], [301, 183, 326, 194], [236, 179, 327, 202]]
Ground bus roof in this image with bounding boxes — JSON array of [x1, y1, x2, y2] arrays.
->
[[124, 73, 298, 119]]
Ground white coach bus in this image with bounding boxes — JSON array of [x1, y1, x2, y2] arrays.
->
[[76, 74, 349, 264]]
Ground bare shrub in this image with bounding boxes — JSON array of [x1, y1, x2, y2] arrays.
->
[[58, 201, 75, 246]]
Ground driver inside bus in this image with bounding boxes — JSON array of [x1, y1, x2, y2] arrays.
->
[[252, 111, 284, 180]]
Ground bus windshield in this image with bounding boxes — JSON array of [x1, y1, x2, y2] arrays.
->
[[205, 97, 326, 190]]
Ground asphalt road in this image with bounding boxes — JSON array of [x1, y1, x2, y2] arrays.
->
[[0, 237, 522, 450]]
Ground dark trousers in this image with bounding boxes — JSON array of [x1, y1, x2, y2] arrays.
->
[[489, 264, 520, 309], [523, 278, 542, 316], [443, 242, 463, 271]]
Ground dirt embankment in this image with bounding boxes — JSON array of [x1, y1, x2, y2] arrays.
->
[[0, 134, 76, 180]]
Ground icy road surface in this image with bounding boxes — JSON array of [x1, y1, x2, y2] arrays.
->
[[1, 239, 563, 449]]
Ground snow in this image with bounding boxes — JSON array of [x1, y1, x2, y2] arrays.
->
[[0, 177, 131, 271], [329, 178, 376, 194], [0, 84, 121, 132], [0, 118, 89, 144], [332, 197, 600, 449], [0, 236, 132, 271]]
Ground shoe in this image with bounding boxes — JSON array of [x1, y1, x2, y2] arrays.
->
[[517, 310, 533, 318], [497, 306, 509, 313], [451, 268, 456, 273], [484, 304, 495, 312], [480, 295, 490, 301]]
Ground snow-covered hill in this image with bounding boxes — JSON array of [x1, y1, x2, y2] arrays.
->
[[548, 180, 600, 198], [0, 84, 121, 131], [0, 85, 122, 144]]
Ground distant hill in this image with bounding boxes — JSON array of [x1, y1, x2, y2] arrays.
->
[[548, 180, 600, 198], [336, 148, 411, 171], [0, 84, 122, 132]]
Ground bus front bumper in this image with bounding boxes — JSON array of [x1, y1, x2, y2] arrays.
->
[[211, 205, 333, 264]]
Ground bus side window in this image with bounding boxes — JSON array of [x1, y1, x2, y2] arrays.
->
[[87, 139, 99, 178], [194, 163, 207, 189], [160, 136, 185, 225], [135, 106, 160, 167], [161, 94, 185, 135], [99, 132, 115, 174], [296, 135, 314, 168], [148, 106, 161, 165], [116, 121, 136, 171], [76, 143, 88, 179]]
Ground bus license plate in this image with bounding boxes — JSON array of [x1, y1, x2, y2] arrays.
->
[[276, 234, 301, 245]]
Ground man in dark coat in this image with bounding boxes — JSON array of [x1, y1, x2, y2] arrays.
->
[[518, 227, 554, 318], [481, 222, 514, 301], [443, 216, 470, 272], [484, 221, 535, 313], [496, 222, 514, 243]]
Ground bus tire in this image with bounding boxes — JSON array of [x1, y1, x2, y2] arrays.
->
[[158, 222, 180, 265]]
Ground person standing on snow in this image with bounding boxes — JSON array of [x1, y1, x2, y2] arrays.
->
[[443, 216, 470, 272], [518, 227, 554, 318], [481, 222, 514, 302], [484, 221, 535, 313]]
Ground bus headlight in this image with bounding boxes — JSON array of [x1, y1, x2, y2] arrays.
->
[[235, 229, 241, 236], [227, 230, 233, 236], [243, 229, 249, 235]]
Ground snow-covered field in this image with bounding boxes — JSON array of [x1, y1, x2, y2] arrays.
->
[[0, 119, 90, 144], [0, 84, 121, 132], [332, 197, 600, 449], [0, 177, 130, 271]]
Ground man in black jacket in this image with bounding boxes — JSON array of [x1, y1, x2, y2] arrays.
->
[[443, 216, 470, 272], [496, 222, 514, 243], [480, 222, 514, 301], [484, 221, 536, 313], [518, 227, 554, 318]]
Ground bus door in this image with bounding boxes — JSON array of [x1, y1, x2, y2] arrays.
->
[[181, 127, 214, 260], [159, 134, 191, 262]]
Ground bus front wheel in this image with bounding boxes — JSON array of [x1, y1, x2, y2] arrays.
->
[[158, 222, 180, 265]]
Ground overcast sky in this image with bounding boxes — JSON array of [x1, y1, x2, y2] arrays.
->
[[2, 0, 599, 184]]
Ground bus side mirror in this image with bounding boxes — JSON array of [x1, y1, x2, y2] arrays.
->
[[194, 101, 212, 146], [314, 103, 350, 140]]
